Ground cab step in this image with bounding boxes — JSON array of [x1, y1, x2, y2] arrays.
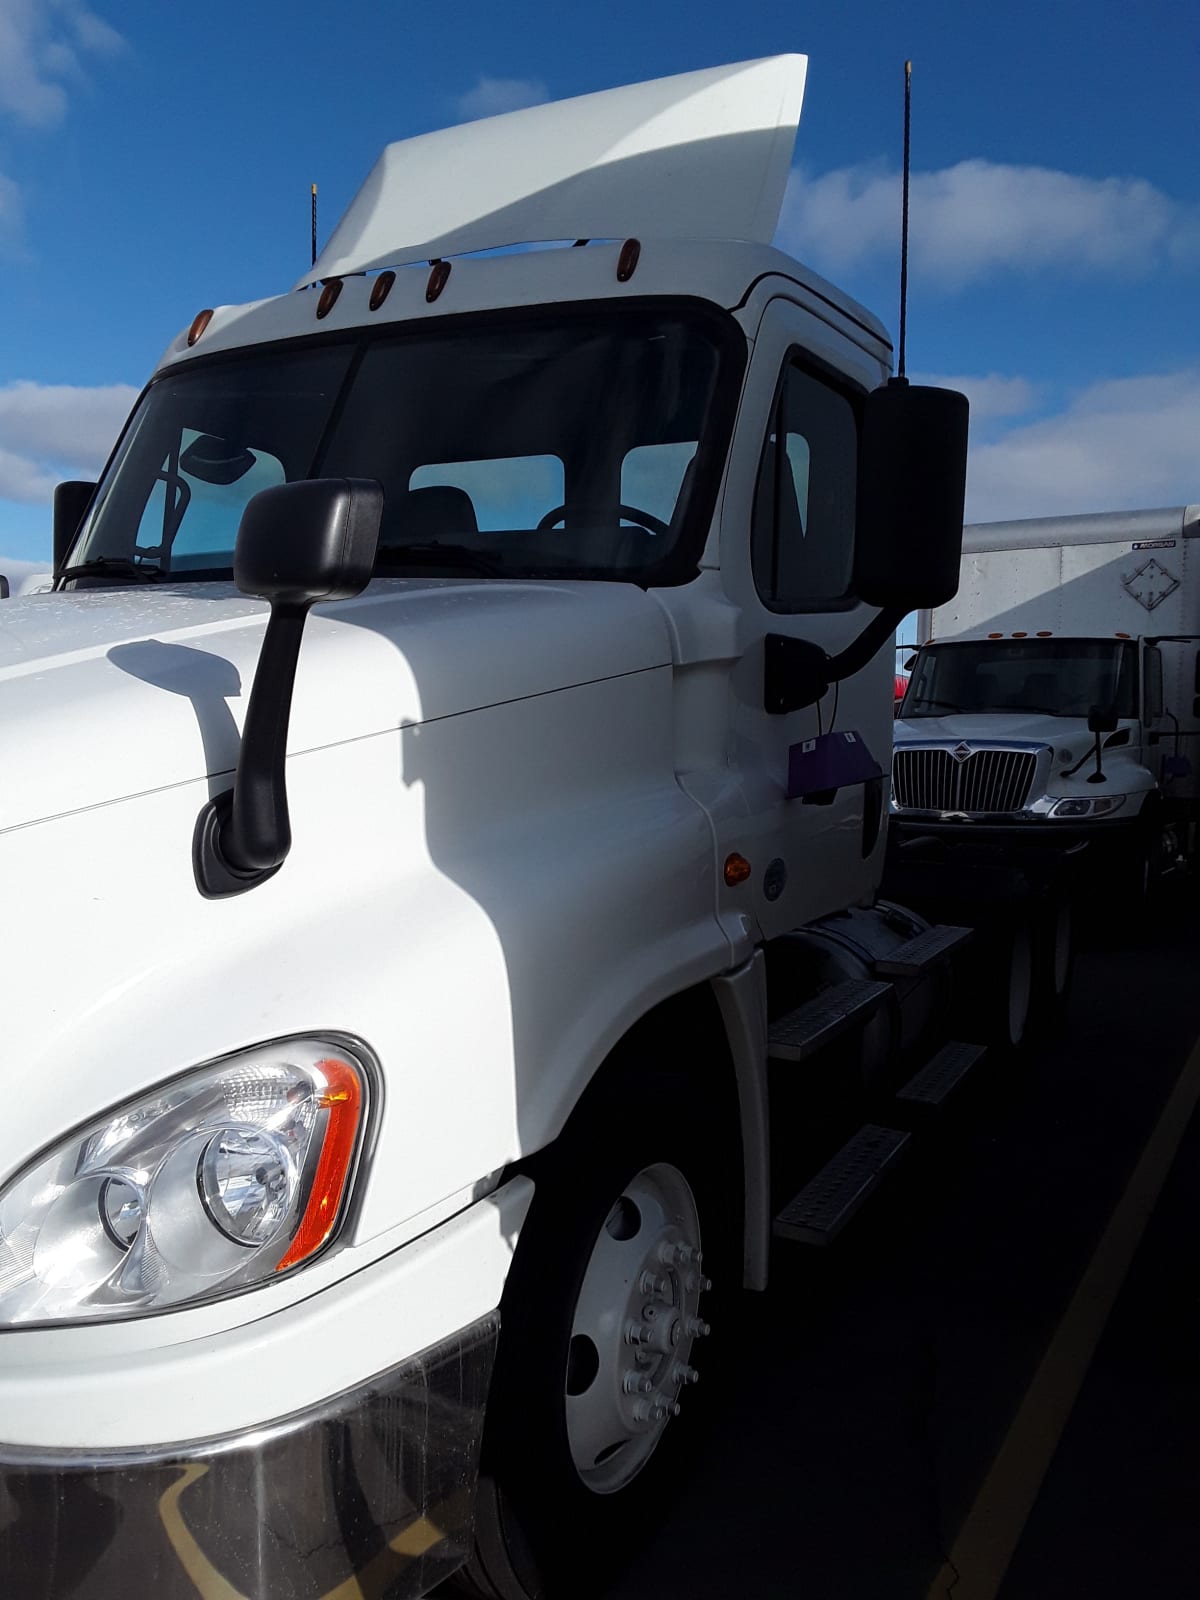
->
[[773, 1124, 910, 1246], [874, 922, 973, 977], [767, 979, 892, 1063], [896, 1039, 987, 1108]]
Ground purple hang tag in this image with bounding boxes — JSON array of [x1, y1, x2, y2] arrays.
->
[[787, 730, 882, 800]]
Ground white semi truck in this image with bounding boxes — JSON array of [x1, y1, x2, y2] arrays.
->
[[894, 505, 1200, 898], [0, 58, 979, 1600]]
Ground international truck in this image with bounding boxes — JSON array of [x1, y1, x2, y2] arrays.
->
[[0, 57, 979, 1600], [894, 505, 1200, 908]]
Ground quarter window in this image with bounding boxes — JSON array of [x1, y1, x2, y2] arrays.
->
[[751, 359, 858, 608]]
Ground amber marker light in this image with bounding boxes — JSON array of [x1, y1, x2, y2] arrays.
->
[[617, 238, 641, 282], [277, 1057, 364, 1270], [987, 632, 1003, 639], [316, 279, 343, 319], [187, 309, 214, 347], [1012, 631, 1027, 638], [369, 270, 396, 311], [724, 853, 752, 887], [1037, 631, 1053, 637], [426, 260, 451, 302]]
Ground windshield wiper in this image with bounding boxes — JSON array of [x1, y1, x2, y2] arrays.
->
[[55, 556, 166, 586], [377, 542, 506, 578], [906, 698, 966, 713]]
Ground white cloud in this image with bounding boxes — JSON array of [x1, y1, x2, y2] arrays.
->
[[0, 380, 137, 503], [781, 160, 1199, 286], [913, 372, 1040, 424], [0, 0, 124, 128], [965, 367, 1200, 522], [455, 75, 549, 122]]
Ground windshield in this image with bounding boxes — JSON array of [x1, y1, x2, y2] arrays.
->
[[68, 304, 737, 586], [901, 639, 1139, 719]]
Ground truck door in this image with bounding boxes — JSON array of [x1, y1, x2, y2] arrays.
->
[[716, 296, 893, 942]]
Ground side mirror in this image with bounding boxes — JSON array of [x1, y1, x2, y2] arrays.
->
[[0, 575, 9, 600], [1087, 705, 1119, 735], [904, 654, 917, 673], [53, 480, 97, 573], [195, 477, 384, 895], [853, 382, 969, 611]]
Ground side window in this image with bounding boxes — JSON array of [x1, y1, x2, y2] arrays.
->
[[751, 358, 858, 609]]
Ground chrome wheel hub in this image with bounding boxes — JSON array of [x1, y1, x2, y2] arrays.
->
[[564, 1162, 710, 1494]]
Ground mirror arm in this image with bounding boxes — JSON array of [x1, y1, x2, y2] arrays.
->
[[765, 606, 906, 715], [194, 600, 309, 893], [1085, 733, 1107, 785]]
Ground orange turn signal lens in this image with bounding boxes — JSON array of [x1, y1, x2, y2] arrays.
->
[[316, 279, 343, 319], [277, 1057, 363, 1270], [724, 852, 752, 887], [187, 309, 214, 347]]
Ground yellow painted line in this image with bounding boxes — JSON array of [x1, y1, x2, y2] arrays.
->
[[157, 1463, 251, 1600], [318, 1514, 444, 1600], [927, 1026, 1200, 1600]]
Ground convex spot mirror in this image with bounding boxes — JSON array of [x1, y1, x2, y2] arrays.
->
[[853, 382, 969, 613], [1088, 705, 1119, 735]]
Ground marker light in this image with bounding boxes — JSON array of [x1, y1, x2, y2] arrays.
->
[[724, 853, 752, 887], [187, 309, 214, 346], [426, 260, 451, 302], [617, 238, 642, 282], [369, 270, 396, 312], [316, 279, 344, 319], [0, 1040, 372, 1326]]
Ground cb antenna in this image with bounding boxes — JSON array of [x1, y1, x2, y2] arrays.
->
[[896, 60, 912, 383], [311, 183, 318, 270]]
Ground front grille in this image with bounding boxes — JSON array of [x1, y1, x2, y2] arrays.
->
[[892, 747, 1037, 813]]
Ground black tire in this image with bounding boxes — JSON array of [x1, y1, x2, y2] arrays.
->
[[1032, 896, 1075, 1024], [447, 1042, 739, 1600]]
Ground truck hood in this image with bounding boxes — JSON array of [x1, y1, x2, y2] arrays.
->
[[895, 712, 1074, 748], [0, 579, 671, 831]]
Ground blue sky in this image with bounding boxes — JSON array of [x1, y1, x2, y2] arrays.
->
[[0, 0, 1197, 565]]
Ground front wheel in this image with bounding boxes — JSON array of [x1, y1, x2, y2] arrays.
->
[[449, 1066, 735, 1599]]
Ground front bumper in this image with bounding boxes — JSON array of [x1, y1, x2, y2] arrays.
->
[[0, 1315, 496, 1600]]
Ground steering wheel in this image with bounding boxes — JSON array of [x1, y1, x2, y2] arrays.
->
[[535, 503, 671, 537]]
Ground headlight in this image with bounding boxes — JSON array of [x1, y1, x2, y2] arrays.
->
[[1048, 794, 1127, 818], [0, 1038, 372, 1327]]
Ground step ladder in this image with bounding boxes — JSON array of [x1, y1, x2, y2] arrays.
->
[[896, 1040, 987, 1109], [873, 923, 973, 978], [773, 1125, 910, 1245], [767, 979, 892, 1064]]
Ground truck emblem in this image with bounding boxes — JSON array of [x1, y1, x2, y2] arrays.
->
[[952, 743, 972, 762]]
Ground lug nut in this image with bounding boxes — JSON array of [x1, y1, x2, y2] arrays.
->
[[686, 1272, 714, 1295], [673, 1364, 700, 1387], [685, 1317, 711, 1339], [640, 1270, 668, 1296], [623, 1372, 654, 1395], [625, 1320, 650, 1346]]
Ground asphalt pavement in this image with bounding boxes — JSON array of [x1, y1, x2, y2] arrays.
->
[[602, 884, 1200, 1600]]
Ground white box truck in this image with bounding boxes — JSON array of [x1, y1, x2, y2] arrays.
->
[[0, 57, 981, 1600], [894, 505, 1200, 898]]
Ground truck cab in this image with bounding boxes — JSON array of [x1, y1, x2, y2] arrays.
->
[[0, 57, 968, 1600]]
